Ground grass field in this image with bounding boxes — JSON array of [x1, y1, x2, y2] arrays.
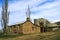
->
[[0, 29, 60, 40]]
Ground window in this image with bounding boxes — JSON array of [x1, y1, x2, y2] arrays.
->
[[13, 25, 16, 28], [32, 27, 34, 31], [39, 22, 43, 25], [18, 24, 20, 26], [13, 30, 17, 33]]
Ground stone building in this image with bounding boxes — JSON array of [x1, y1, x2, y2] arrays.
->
[[34, 18, 59, 32], [8, 6, 40, 34]]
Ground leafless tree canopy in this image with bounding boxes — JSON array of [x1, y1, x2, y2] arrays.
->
[[1, 0, 9, 33]]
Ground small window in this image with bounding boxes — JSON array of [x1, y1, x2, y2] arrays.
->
[[13, 25, 16, 28], [13, 30, 17, 33], [18, 24, 20, 26], [39, 22, 43, 25], [32, 27, 34, 31]]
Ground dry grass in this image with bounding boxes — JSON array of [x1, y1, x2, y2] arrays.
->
[[0, 29, 60, 40]]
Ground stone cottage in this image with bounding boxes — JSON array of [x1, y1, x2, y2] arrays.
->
[[8, 6, 40, 34]]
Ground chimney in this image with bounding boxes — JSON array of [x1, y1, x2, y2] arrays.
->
[[34, 19, 38, 25]]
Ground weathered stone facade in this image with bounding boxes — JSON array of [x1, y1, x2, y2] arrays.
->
[[8, 20, 40, 34]]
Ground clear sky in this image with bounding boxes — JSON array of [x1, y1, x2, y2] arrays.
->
[[0, 0, 60, 29]]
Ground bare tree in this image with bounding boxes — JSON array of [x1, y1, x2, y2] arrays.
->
[[1, 0, 9, 33]]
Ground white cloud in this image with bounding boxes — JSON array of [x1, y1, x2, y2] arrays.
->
[[8, 0, 47, 24], [0, 0, 60, 28], [8, 0, 60, 24]]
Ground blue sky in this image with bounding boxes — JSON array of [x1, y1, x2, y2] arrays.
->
[[0, 0, 60, 29]]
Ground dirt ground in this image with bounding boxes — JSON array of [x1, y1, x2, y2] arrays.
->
[[0, 32, 55, 40], [0, 29, 60, 40], [12, 32, 55, 40]]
